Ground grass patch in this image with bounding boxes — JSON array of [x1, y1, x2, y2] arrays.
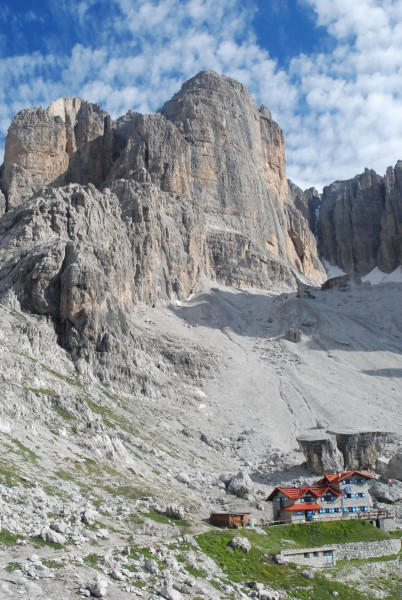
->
[[51, 404, 75, 420], [30, 536, 64, 550], [5, 561, 21, 572], [84, 395, 116, 429], [0, 460, 19, 486], [0, 530, 19, 546], [54, 469, 76, 482], [41, 364, 83, 387], [103, 485, 151, 501], [184, 564, 208, 578], [143, 507, 189, 527], [11, 438, 38, 463], [26, 387, 56, 396], [42, 559, 63, 569], [196, 522, 396, 600], [83, 553, 99, 568]]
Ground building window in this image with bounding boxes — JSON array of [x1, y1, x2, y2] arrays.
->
[[323, 551, 332, 557], [363, 506, 369, 512], [344, 508, 348, 513], [335, 508, 341, 513], [304, 553, 310, 558], [297, 511, 303, 516], [300, 498, 304, 503], [344, 493, 353, 499], [319, 509, 325, 514]]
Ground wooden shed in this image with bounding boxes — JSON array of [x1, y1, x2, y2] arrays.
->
[[209, 512, 251, 528]]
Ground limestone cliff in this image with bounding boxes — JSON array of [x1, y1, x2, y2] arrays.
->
[[317, 163, 402, 276], [1, 71, 325, 290]]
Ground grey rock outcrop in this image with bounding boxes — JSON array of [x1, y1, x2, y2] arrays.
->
[[297, 433, 344, 474], [369, 481, 402, 503], [384, 450, 402, 481], [0, 190, 5, 217], [285, 328, 302, 343], [321, 275, 351, 291], [297, 430, 394, 474], [317, 163, 402, 276], [330, 430, 394, 471]]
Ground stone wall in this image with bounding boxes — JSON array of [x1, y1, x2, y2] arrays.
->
[[279, 545, 336, 567], [335, 539, 401, 561], [279, 539, 401, 567]]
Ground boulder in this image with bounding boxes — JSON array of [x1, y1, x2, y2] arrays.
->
[[227, 471, 254, 497], [82, 509, 99, 525], [165, 504, 185, 520], [87, 577, 109, 598], [43, 528, 66, 545], [385, 450, 402, 481], [144, 558, 159, 575], [50, 519, 67, 534], [370, 482, 402, 503], [230, 536, 251, 553]]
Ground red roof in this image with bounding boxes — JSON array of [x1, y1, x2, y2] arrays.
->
[[282, 503, 322, 512], [314, 471, 374, 486], [266, 485, 342, 501]]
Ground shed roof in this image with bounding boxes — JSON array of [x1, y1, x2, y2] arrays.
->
[[210, 512, 250, 516]]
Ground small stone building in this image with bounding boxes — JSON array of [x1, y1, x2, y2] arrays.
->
[[278, 545, 337, 567], [267, 471, 373, 524]]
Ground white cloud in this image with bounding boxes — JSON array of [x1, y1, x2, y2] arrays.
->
[[0, 0, 401, 192]]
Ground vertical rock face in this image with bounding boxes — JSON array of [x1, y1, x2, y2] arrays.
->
[[297, 433, 344, 474], [2, 97, 110, 210], [1, 71, 325, 289], [317, 163, 402, 275], [330, 430, 395, 471], [379, 163, 402, 272], [297, 430, 394, 474]]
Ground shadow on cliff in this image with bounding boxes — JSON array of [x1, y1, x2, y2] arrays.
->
[[362, 368, 402, 377], [170, 286, 293, 340], [169, 285, 402, 355]]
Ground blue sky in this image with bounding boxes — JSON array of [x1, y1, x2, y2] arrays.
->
[[1, 0, 401, 190]]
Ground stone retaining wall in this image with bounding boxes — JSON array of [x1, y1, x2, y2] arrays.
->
[[335, 539, 401, 561]]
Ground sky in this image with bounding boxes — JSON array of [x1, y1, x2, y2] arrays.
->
[[0, 0, 401, 190]]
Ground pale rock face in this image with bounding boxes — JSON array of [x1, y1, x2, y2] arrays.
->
[[3, 97, 109, 209], [1, 71, 325, 286]]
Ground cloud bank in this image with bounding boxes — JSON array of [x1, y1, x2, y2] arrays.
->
[[0, 0, 401, 190]]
